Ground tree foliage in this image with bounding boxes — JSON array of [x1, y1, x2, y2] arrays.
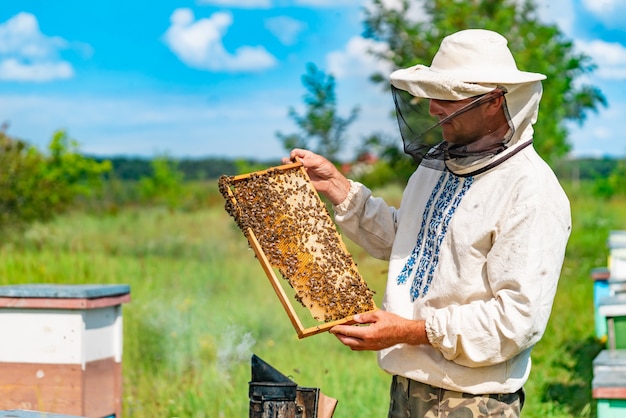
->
[[277, 63, 359, 162], [91, 156, 254, 181], [593, 158, 626, 199], [138, 155, 186, 209], [362, 0, 606, 165], [0, 128, 111, 234]]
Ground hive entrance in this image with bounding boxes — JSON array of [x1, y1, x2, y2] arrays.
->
[[218, 160, 376, 338]]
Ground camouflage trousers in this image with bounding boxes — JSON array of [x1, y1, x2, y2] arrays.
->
[[388, 376, 525, 418]]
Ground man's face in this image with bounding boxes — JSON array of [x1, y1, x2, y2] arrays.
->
[[428, 95, 491, 146]]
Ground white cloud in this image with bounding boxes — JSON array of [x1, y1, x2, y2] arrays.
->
[[1, 90, 293, 159], [534, 0, 576, 35], [581, 0, 610, 15], [0, 12, 74, 82], [197, 0, 272, 8], [362, 0, 428, 22], [198, 0, 361, 7], [581, 0, 626, 29], [327, 36, 392, 79], [576, 39, 626, 80], [295, 0, 361, 6], [163, 8, 277, 72], [325, 36, 397, 151], [265, 16, 306, 45], [568, 99, 626, 157], [0, 58, 73, 82]]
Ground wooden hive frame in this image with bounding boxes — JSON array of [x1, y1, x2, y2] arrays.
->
[[219, 159, 376, 338]]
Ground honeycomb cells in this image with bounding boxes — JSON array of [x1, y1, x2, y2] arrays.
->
[[218, 166, 375, 322]]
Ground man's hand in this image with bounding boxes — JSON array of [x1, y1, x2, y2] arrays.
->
[[330, 310, 430, 351], [282, 148, 351, 205]]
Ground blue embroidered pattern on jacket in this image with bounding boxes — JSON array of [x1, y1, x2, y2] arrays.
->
[[396, 172, 474, 301]]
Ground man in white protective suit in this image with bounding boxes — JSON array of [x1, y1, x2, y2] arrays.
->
[[284, 28, 572, 417]]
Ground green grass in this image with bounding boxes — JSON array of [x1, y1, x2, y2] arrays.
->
[[1, 181, 625, 417]]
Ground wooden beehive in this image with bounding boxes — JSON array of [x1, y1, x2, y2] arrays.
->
[[0, 284, 130, 417], [218, 160, 376, 338]]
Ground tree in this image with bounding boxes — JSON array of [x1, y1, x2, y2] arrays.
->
[[593, 157, 626, 199], [0, 128, 111, 235], [362, 0, 606, 165], [277, 63, 359, 162], [138, 154, 185, 210]]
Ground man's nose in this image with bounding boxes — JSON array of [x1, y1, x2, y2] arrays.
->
[[429, 99, 444, 116]]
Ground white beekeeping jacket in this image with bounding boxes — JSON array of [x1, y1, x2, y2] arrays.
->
[[332, 80, 571, 394]]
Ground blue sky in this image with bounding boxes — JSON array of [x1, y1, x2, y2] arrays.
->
[[0, 0, 625, 161]]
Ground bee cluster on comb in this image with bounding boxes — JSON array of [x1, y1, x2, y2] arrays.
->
[[218, 163, 375, 323]]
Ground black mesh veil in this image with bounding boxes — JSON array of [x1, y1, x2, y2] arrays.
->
[[392, 85, 514, 169]]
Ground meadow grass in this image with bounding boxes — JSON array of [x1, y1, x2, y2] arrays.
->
[[0, 181, 624, 417]]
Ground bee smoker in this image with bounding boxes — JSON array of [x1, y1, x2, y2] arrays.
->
[[249, 354, 337, 418]]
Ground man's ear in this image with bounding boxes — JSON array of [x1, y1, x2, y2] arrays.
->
[[484, 95, 505, 116]]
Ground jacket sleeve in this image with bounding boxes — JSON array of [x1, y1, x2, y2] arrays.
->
[[333, 180, 398, 261]]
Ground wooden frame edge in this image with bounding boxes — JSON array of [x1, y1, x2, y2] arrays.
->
[[224, 160, 377, 339], [246, 228, 307, 336]]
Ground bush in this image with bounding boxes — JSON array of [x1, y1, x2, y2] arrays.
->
[[0, 129, 111, 235], [593, 159, 626, 199], [138, 155, 185, 209]]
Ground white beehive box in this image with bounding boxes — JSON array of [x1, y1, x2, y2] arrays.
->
[[609, 231, 626, 280], [0, 284, 130, 418]]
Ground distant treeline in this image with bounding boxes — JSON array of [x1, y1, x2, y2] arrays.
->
[[90, 156, 282, 181], [552, 157, 622, 181], [91, 155, 622, 182]]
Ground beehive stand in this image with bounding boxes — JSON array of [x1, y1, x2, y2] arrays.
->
[[219, 160, 376, 338]]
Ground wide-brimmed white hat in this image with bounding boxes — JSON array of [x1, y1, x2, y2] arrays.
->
[[390, 29, 546, 100]]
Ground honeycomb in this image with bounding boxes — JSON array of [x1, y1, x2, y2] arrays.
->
[[218, 162, 375, 323]]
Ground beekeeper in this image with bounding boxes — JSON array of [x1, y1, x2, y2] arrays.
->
[[286, 29, 571, 417]]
